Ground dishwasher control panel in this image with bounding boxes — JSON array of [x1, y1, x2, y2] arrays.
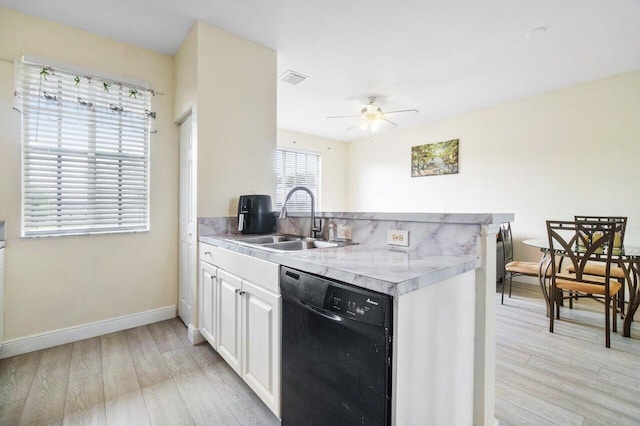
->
[[325, 285, 387, 327]]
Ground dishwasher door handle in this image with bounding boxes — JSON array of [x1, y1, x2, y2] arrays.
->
[[300, 300, 343, 323]]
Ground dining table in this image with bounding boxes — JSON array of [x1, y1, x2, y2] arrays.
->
[[523, 239, 640, 337]]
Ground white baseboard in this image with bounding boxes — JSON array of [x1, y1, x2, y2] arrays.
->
[[188, 325, 205, 345], [0, 305, 176, 359]]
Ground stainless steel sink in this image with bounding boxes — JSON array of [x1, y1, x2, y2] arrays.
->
[[261, 240, 340, 251], [226, 234, 355, 252], [233, 234, 301, 245]]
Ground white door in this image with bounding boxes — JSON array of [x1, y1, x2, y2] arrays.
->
[[241, 279, 281, 416], [0, 247, 5, 348], [217, 269, 242, 374], [178, 115, 196, 326], [199, 261, 217, 348]]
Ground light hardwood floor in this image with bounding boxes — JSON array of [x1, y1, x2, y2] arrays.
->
[[0, 318, 279, 425], [496, 281, 640, 425], [1, 285, 639, 425]]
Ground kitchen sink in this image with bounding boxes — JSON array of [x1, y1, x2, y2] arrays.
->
[[261, 239, 340, 251], [233, 234, 301, 245], [226, 234, 355, 252]]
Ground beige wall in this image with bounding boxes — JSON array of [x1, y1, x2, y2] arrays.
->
[[0, 8, 178, 339], [347, 70, 640, 263], [174, 24, 197, 122], [277, 129, 348, 211], [174, 21, 277, 218]]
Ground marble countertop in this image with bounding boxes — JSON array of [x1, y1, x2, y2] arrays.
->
[[200, 233, 479, 297]]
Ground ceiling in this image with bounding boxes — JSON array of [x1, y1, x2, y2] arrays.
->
[[2, 0, 640, 142]]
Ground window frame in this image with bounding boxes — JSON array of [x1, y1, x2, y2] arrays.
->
[[16, 56, 151, 238], [274, 147, 322, 212]]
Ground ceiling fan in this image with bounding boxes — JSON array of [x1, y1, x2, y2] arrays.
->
[[327, 96, 419, 132]]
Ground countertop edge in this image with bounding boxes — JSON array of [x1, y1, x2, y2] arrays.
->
[[199, 235, 480, 297]]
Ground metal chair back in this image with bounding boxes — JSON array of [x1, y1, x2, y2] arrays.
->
[[500, 222, 514, 264], [547, 220, 620, 280], [574, 216, 627, 248]]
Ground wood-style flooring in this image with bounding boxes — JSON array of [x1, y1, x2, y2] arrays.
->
[[1, 284, 639, 425], [0, 318, 279, 425], [496, 281, 640, 425]]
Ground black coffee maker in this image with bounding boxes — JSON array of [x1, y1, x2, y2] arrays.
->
[[237, 195, 276, 234]]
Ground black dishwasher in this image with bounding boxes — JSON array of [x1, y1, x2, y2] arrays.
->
[[280, 267, 392, 426]]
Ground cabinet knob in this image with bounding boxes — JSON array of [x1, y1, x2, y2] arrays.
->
[[239, 290, 246, 296], [204, 251, 211, 256], [235, 288, 241, 294]]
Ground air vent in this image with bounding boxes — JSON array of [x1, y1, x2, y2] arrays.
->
[[279, 70, 309, 86]]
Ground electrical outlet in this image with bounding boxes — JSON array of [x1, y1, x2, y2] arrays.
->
[[337, 225, 352, 240], [387, 230, 409, 247]]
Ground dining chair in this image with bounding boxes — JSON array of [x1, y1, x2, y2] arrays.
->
[[500, 222, 548, 304], [546, 219, 623, 348], [567, 216, 627, 314]]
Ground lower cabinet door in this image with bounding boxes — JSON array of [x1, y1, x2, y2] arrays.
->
[[217, 269, 242, 374], [241, 279, 281, 417], [199, 261, 217, 348]]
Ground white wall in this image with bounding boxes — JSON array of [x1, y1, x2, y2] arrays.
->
[[347, 70, 640, 263], [277, 129, 348, 211], [0, 8, 178, 339]]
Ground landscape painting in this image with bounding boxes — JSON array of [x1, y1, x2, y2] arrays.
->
[[411, 139, 459, 177]]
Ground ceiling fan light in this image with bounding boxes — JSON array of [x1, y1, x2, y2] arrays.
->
[[359, 120, 370, 131], [370, 119, 382, 132]]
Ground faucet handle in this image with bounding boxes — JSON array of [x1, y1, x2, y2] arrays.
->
[[312, 218, 323, 238]]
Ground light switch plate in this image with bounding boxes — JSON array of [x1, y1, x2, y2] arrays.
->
[[337, 225, 352, 240], [387, 230, 409, 247]]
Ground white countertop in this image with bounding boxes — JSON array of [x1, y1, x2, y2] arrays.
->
[[200, 233, 479, 297]]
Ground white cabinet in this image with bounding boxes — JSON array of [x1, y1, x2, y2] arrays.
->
[[241, 279, 281, 412], [217, 269, 242, 374], [198, 243, 281, 417], [199, 261, 217, 348]]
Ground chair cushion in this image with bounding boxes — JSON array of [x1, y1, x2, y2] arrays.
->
[[555, 278, 622, 296], [566, 263, 626, 279], [506, 261, 549, 276]]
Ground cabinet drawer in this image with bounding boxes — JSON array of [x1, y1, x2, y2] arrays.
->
[[217, 248, 279, 294], [199, 243, 219, 265]]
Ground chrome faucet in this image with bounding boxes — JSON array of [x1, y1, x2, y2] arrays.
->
[[279, 186, 322, 238]]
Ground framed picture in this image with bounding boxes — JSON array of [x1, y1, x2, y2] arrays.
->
[[411, 139, 459, 177]]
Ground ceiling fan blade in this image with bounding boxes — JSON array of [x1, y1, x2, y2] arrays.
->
[[382, 118, 398, 127], [327, 115, 363, 119], [382, 109, 419, 117], [346, 120, 367, 131]]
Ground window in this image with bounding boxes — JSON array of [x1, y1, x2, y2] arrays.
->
[[16, 58, 151, 237], [275, 149, 321, 211]]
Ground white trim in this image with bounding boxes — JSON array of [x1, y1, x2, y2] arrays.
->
[[187, 325, 205, 345], [0, 305, 176, 359], [22, 54, 150, 89], [278, 146, 321, 156]]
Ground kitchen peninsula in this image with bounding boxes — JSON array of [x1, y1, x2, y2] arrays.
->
[[198, 212, 511, 425]]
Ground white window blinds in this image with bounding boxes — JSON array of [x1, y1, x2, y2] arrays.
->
[[275, 149, 321, 211], [16, 59, 151, 237]]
